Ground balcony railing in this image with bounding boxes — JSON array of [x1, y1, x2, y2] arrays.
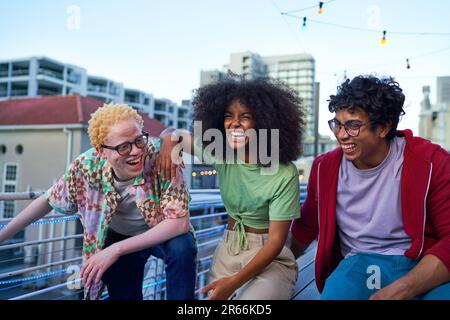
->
[[38, 68, 63, 80], [37, 88, 62, 96], [87, 85, 107, 93], [0, 185, 307, 300], [10, 89, 28, 97], [11, 69, 29, 77]]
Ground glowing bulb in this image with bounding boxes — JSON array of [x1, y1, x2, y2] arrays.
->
[[380, 30, 387, 45], [318, 2, 324, 14]]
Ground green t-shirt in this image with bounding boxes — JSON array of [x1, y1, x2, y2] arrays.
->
[[194, 138, 301, 254]]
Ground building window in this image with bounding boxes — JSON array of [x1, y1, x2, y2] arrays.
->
[[0, 145, 6, 154], [5, 164, 17, 181], [15, 144, 23, 155], [2, 163, 18, 219]]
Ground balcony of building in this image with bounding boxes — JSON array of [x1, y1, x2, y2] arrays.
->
[[10, 82, 29, 98], [0, 83, 7, 98], [37, 59, 64, 82], [124, 91, 140, 104], [37, 81, 63, 96]]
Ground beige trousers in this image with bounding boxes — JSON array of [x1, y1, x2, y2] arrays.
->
[[208, 230, 298, 300]]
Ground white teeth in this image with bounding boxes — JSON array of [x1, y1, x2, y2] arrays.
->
[[230, 131, 245, 137], [126, 158, 140, 165], [341, 144, 356, 150]]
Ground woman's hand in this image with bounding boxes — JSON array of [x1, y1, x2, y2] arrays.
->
[[80, 245, 120, 287], [200, 276, 239, 300], [157, 132, 183, 181]]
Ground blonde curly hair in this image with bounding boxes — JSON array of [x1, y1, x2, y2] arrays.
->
[[88, 103, 144, 148]]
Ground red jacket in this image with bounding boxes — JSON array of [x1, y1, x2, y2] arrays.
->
[[291, 130, 450, 292]]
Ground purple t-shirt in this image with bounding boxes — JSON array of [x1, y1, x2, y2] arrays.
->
[[336, 137, 411, 258]]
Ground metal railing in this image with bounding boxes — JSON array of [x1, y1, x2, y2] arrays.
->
[[37, 68, 63, 80], [0, 185, 307, 300]]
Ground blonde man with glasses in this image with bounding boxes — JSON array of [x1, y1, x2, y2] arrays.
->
[[290, 75, 450, 300], [0, 103, 197, 300]]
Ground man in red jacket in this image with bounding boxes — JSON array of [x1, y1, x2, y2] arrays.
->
[[291, 75, 450, 299]]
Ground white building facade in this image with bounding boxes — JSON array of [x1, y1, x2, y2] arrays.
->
[[0, 56, 190, 129]]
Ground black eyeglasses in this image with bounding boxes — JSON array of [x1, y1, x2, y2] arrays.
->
[[101, 132, 149, 156], [328, 119, 369, 137]]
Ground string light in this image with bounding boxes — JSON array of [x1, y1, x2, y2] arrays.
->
[[318, 2, 324, 14], [381, 30, 387, 45], [0, 216, 80, 229], [302, 17, 307, 30], [192, 170, 218, 177], [283, 14, 450, 36], [281, 0, 336, 15]]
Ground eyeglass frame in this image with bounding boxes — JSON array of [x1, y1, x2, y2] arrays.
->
[[101, 132, 149, 156], [327, 119, 371, 137]]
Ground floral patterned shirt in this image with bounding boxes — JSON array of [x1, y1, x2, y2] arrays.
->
[[45, 137, 190, 300]]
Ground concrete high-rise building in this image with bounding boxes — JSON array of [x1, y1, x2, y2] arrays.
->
[[0, 57, 87, 99], [437, 76, 450, 104], [419, 81, 450, 151], [0, 56, 191, 129], [199, 51, 335, 157]]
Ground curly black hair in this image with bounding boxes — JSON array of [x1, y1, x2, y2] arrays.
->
[[328, 75, 405, 140], [192, 76, 305, 164]]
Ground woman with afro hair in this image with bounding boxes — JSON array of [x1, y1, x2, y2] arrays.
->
[[159, 76, 306, 300]]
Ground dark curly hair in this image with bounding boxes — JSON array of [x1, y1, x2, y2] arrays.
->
[[192, 76, 305, 164], [328, 75, 405, 140]]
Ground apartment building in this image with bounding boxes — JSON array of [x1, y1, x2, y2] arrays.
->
[[0, 56, 191, 129]]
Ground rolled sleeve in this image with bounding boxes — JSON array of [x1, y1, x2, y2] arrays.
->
[[45, 162, 78, 215]]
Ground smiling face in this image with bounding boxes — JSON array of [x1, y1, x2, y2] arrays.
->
[[333, 107, 391, 169], [223, 100, 256, 151], [99, 118, 146, 181]]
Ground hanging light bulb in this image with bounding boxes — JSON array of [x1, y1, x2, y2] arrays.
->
[[380, 30, 387, 45], [302, 17, 307, 30], [406, 58, 411, 69], [318, 2, 324, 14]]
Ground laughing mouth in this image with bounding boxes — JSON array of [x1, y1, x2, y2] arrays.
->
[[228, 130, 247, 141], [126, 157, 141, 166], [341, 143, 356, 151]]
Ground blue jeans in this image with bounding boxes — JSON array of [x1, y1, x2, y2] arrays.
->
[[321, 253, 450, 300], [101, 228, 197, 300]]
